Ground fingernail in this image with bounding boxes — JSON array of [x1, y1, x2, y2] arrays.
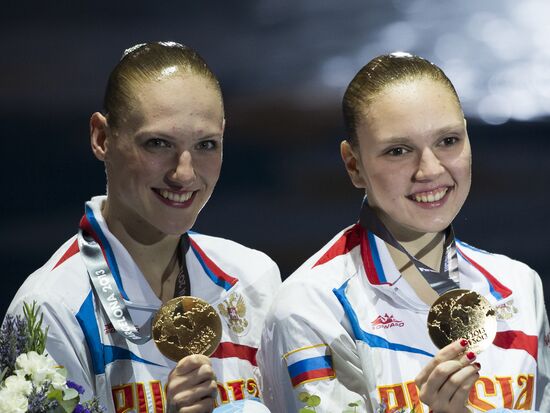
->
[[474, 362, 481, 369], [466, 351, 476, 361], [460, 338, 469, 347]]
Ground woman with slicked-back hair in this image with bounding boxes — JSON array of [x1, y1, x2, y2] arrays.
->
[[258, 52, 550, 413], [6, 42, 280, 412]]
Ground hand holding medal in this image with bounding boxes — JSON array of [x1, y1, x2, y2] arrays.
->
[[361, 203, 498, 354], [361, 203, 495, 412], [153, 296, 222, 361], [428, 289, 497, 354], [154, 296, 223, 413]]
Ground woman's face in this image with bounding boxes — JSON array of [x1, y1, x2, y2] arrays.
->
[[342, 77, 471, 238], [97, 74, 224, 239]]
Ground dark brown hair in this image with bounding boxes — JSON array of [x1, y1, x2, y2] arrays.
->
[[342, 52, 460, 144], [104, 41, 222, 129]]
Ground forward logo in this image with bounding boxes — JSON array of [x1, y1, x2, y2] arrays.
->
[[371, 313, 405, 329]]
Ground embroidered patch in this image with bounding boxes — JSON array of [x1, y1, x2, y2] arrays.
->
[[217, 292, 249, 336], [495, 300, 518, 320], [284, 344, 336, 388], [371, 313, 405, 329]]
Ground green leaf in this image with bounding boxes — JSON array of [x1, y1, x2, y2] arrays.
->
[[47, 388, 79, 412], [298, 391, 311, 402], [47, 388, 64, 402], [299, 409, 315, 413], [63, 387, 79, 400], [57, 397, 79, 413], [23, 301, 48, 354], [348, 402, 359, 407], [0, 366, 8, 383], [307, 395, 321, 407]]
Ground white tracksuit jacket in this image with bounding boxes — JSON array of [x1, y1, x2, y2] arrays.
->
[[258, 223, 550, 413], [7, 196, 281, 412]]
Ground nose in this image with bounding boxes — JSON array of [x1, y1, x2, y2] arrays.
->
[[170, 150, 196, 184], [414, 148, 445, 181]]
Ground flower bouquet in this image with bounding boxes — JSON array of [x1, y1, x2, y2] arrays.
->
[[0, 302, 104, 413]]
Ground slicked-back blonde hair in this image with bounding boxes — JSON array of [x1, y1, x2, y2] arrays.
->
[[342, 52, 460, 145], [104, 41, 222, 129]]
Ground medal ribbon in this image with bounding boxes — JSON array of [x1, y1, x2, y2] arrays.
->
[[359, 199, 459, 295], [173, 234, 191, 298], [78, 221, 190, 344]]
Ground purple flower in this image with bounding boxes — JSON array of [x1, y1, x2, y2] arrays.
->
[[81, 397, 105, 413], [0, 314, 28, 378], [67, 380, 86, 395], [27, 383, 59, 413], [73, 404, 91, 413]]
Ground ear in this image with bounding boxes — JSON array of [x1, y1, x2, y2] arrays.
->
[[90, 112, 109, 161], [340, 140, 367, 189]]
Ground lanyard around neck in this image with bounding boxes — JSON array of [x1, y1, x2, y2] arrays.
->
[[359, 199, 459, 295], [78, 227, 190, 344]]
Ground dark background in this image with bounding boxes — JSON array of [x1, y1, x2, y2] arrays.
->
[[2, 1, 550, 317]]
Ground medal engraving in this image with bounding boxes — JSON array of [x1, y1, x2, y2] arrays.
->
[[428, 289, 496, 353], [153, 296, 222, 361]]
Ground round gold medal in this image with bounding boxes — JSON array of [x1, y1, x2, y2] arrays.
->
[[152, 296, 222, 361], [427, 289, 497, 354]]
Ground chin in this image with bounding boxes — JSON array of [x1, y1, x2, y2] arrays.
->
[[165, 224, 195, 236], [411, 220, 452, 235], [152, 219, 195, 236]]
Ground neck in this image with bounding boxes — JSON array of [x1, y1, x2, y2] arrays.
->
[[380, 217, 446, 306], [375, 210, 445, 269], [102, 200, 181, 296]]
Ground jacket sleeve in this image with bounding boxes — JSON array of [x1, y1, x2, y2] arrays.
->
[[258, 297, 370, 413], [534, 271, 550, 411]]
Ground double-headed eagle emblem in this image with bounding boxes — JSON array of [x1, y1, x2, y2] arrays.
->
[[217, 292, 249, 335]]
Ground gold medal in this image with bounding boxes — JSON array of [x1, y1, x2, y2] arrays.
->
[[427, 289, 497, 354], [152, 296, 222, 361]]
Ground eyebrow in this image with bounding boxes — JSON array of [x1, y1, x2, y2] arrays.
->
[[431, 124, 466, 136], [382, 123, 466, 143]]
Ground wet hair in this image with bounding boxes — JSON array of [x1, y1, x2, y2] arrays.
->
[[104, 41, 222, 129], [342, 52, 460, 145]]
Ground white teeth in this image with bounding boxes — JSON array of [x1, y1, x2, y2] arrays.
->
[[413, 188, 448, 203], [159, 190, 193, 203]]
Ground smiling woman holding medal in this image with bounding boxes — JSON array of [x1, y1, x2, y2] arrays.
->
[[6, 42, 280, 412], [258, 53, 550, 413]]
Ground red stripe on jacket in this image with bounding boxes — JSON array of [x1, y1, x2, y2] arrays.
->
[[313, 224, 362, 268], [189, 238, 238, 287], [493, 330, 538, 360], [52, 239, 79, 270], [291, 367, 336, 387], [459, 248, 512, 299], [210, 342, 258, 366]]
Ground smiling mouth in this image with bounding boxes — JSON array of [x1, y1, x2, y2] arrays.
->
[[409, 187, 450, 203], [153, 188, 195, 204]]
